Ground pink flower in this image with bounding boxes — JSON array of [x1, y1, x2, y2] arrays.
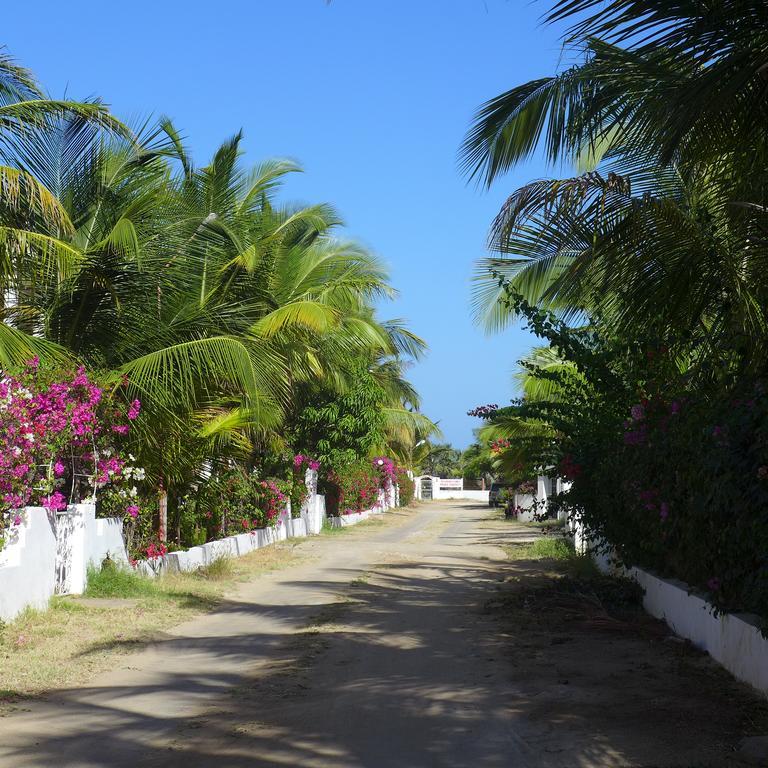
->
[[630, 404, 645, 421], [54, 460, 65, 476], [111, 424, 129, 435], [42, 491, 67, 512], [126, 505, 139, 519], [13, 515, 22, 526], [127, 400, 141, 421]]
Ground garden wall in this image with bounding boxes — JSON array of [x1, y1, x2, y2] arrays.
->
[[0, 504, 128, 622], [434, 489, 490, 502], [587, 530, 768, 697]]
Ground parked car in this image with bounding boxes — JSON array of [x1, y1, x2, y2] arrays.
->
[[488, 482, 511, 507]]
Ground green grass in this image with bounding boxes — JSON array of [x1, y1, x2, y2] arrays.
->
[[84, 565, 158, 598], [0, 542, 305, 698], [505, 537, 599, 578], [506, 537, 574, 560], [197, 556, 235, 580]]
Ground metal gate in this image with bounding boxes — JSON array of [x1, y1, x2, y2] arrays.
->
[[54, 508, 75, 594], [420, 477, 433, 500]]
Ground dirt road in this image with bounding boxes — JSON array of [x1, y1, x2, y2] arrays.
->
[[0, 502, 763, 767]]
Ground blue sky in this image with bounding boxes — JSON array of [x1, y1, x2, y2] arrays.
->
[[4, 0, 564, 448]]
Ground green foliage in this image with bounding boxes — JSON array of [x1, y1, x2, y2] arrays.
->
[[419, 442, 463, 477], [324, 460, 381, 517], [292, 362, 387, 470], [395, 466, 414, 507], [0, 54, 432, 530], [181, 468, 287, 540]]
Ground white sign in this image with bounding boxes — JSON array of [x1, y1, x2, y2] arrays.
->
[[439, 478, 463, 490]]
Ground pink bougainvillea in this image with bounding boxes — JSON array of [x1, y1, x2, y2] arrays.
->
[[0, 362, 140, 547]]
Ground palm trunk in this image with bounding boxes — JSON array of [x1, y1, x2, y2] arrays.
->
[[158, 483, 168, 543]]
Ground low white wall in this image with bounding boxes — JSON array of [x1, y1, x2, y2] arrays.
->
[[0, 507, 57, 620], [327, 491, 393, 529], [85, 514, 129, 569], [433, 489, 490, 502], [587, 529, 768, 697], [329, 509, 372, 528], [633, 567, 768, 697], [0, 504, 129, 622], [513, 493, 536, 522], [136, 494, 331, 577]]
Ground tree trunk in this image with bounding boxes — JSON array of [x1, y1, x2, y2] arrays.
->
[[158, 484, 168, 543]]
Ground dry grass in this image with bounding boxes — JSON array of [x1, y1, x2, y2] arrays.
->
[[0, 542, 304, 701]]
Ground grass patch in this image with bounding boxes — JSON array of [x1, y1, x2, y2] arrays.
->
[[84, 565, 157, 598], [522, 517, 566, 532], [505, 537, 600, 580], [506, 537, 575, 561], [197, 556, 235, 581], [502, 537, 645, 617], [0, 541, 304, 698]]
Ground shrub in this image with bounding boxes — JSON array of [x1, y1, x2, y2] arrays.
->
[[191, 469, 287, 538], [324, 461, 380, 516], [569, 381, 768, 620], [0, 361, 141, 549], [395, 466, 414, 506]]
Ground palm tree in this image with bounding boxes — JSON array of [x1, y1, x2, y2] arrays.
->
[[463, 1, 768, 375]]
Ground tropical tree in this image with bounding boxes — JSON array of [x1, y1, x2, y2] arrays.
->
[[0, 58, 433, 539]]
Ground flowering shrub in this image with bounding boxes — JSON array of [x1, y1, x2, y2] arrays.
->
[[0, 361, 140, 549], [190, 468, 287, 540], [568, 384, 768, 621], [491, 284, 768, 622], [394, 466, 413, 506], [372, 456, 396, 489], [325, 461, 380, 516], [322, 456, 400, 516]]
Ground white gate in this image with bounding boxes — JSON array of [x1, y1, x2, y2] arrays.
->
[[54, 506, 87, 594]]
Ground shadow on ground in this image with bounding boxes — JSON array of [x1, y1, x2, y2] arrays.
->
[[1, 505, 765, 768]]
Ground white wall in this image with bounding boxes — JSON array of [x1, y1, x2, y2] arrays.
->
[[632, 567, 768, 696], [0, 504, 129, 622], [0, 507, 57, 621], [434, 489, 490, 502], [585, 525, 768, 696]]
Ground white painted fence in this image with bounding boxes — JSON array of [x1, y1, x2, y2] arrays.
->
[[0, 504, 128, 621], [0, 469, 397, 621], [576, 524, 768, 697]]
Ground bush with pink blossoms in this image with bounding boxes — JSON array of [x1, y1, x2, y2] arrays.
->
[[372, 456, 396, 489], [0, 361, 141, 549]]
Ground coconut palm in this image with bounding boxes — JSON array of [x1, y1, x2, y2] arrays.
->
[[464, 1, 768, 375]]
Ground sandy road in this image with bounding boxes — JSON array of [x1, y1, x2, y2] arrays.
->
[[0, 502, 762, 767]]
